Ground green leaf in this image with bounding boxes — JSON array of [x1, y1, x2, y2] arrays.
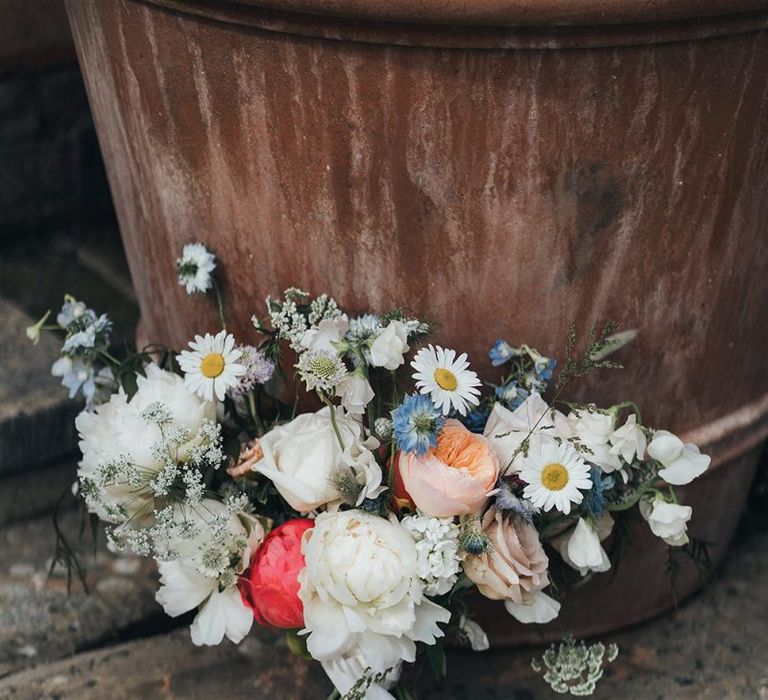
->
[[425, 640, 447, 683]]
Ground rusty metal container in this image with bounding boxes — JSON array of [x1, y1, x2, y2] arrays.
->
[[65, 0, 768, 645]]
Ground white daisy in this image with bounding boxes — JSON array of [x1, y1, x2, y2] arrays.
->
[[177, 330, 246, 401], [177, 243, 217, 294], [411, 345, 481, 416], [519, 441, 592, 514]]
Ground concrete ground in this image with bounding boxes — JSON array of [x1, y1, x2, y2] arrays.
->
[[0, 228, 766, 700]]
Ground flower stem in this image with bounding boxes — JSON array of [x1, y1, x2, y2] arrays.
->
[[247, 391, 266, 436], [212, 280, 227, 331], [97, 348, 122, 367], [321, 393, 345, 450]]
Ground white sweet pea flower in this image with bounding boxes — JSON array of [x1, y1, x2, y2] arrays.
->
[[336, 372, 375, 415], [369, 320, 410, 370], [458, 616, 490, 652], [483, 392, 570, 474], [321, 652, 400, 700], [567, 409, 621, 472], [505, 591, 561, 624], [300, 314, 349, 355], [609, 414, 647, 463], [256, 407, 362, 512], [558, 516, 612, 576], [639, 496, 692, 546], [338, 436, 387, 506], [647, 430, 710, 485], [299, 510, 450, 682]]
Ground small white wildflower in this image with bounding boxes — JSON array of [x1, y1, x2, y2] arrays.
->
[[401, 513, 462, 596], [177, 242, 216, 294], [182, 469, 206, 505], [296, 350, 347, 393], [374, 417, 393, 441], [532, 636, 619, 696]]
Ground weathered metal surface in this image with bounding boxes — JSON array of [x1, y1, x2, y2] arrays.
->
[[65, 0, 768, 644]]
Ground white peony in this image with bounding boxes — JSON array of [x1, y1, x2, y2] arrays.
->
[[336, 372, 375, 415], [154, 499, 262, 646], [647, 430, 710, 485], [609, 413, 647, 464], [558, 516, 612, 576], [76, 364, 215, 521], [639, 496, 692, 546], [483, 392, 569, 474], [566, 409, 621, 472], [299, 510, 450, 684], [301, 314, 349, 355], [369, 320, 410, 370], [256, 407, 363, 512]]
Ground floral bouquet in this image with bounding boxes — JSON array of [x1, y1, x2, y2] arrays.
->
[[27, 243, 711, 698]]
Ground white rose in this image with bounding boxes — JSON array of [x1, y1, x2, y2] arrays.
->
[[299, 510, 450, 678], [336, 372, 375, 415], [256, 407, 362, 512], [483, 392, 569, 474], [609, 414, 647, 464], [369, 320, 410, 370], [558, 516, 612, 576], [647, 430, 710, 485], [567, 409, 621, 472], [300, 314, 349, 354], [640, 496, 692, 546]]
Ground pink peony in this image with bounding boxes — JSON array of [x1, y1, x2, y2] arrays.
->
[[397, 419, 499, 517], [238, 518, 313, 629]]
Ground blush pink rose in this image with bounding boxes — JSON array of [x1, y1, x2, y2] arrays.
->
[[238, 518, 313, 629], [397, 419, 499, 517]]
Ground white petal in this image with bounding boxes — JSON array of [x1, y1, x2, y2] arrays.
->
[[505, 591, 561, 624]]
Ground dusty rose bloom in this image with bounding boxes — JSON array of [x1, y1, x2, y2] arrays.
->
[[463, 507, 549, 605], [227, 439, 263, 479]]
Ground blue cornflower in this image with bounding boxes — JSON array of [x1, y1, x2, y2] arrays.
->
[[489, 339, 515, 367], [580, 467, 614, 519], [392, 394, 445, 456]]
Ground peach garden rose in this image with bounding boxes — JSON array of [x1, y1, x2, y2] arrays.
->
[[397, 419, 499, 518]]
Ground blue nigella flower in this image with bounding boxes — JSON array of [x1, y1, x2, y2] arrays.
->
[[392, 394, 445, 457], [489, 339, 515, 367], [580, 467, 614, 519]]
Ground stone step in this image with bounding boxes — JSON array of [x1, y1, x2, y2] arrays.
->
[[0, 509, 160, 678], [0, 299, 80, 476], [1, 523, 766, 698], [0, 225, 138, 479]]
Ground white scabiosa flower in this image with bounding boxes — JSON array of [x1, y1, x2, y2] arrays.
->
[[295, 350, 347, 393], [176, 242, 216, 294], [411, 345, 481, 416], [177, 330, 246, 402], [401, 513, 462, 596], [519, 442, 592, 515]]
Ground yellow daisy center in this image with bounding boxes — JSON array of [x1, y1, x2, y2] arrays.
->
[[541, 462, 569, 491], [200, 352, 225, 378], [434, 368, 458, 391]]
